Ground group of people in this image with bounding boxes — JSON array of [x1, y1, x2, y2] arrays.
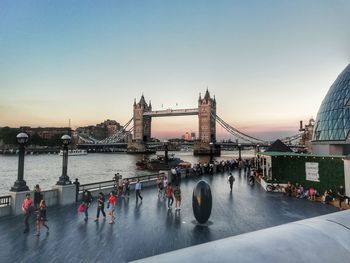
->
[[283, 181, 350, 209], [22, 184, 49, 236], [156, 175, 182, 210], [22, 157, 350, 236], [113, 173, 131, 198], [284, 182, 316, 199], [80, 190, 117, 224], [80, 178, 144, 224]]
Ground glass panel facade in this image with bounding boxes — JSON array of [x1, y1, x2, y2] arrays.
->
[[313, 64, 350, 141]]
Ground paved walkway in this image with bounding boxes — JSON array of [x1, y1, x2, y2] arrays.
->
[[0, 171, 338, 263]]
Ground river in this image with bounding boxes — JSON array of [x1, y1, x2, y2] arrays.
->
[[0, 150, 254, 195]]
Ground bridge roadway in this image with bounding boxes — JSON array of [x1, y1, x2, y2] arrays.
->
[[142, 108, 199, 117], [0, 171, 337, 262]]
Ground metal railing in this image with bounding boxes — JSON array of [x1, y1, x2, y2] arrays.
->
[[0, 195, 11, 207], [79, 172, 165, 194]]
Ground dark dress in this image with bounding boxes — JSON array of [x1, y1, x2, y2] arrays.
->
[[38, 207, 47, 221], [34, 191, 42, 208]]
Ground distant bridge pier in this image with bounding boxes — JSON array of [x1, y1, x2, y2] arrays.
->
[[127, 141, 148, 153], [193, 141, 221, 156]]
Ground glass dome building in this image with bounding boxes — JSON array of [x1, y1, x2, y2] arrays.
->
[[312, 64, 350, 155]]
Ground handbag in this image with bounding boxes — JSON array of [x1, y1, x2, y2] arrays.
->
[[78, 203, 85, 213]]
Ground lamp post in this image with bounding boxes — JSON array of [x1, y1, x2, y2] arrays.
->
[[256, 144, 260, 169], [10, 133, 30, 192], [56, 135, 72, 185], [164, 140, 169, 163], [238, 143, 242, 161], [209, 142, 214, 163]]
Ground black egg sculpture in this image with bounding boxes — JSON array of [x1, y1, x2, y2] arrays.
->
[[192, 180, 212, 224]]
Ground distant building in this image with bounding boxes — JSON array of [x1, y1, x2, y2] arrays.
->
[[299, 119, 315, 153], [20, 127, 71, 139], [191, 132, 196, 140], [312, 64, 350, 155], [182, 131, 196, 141], [97, 119, 122, 137], [76, 119, 122, 140]]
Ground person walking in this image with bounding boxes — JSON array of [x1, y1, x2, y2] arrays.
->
[[228, 173, 235, 192], [163, 176, 168, 199], [82, 190, 92, 222], [171, 167, 177, 184], [22, 193, 33, 233], [34, 199, 49, 236], [113, 173, 119, 192], [124, 178, 130, 198], [157, 176, 163, 198], [107, 191, 116, 224], [174, 184, 182, 211], [118, 175, 123, 197], [73, 178, 80, 202], [135, 179, 143, 202], [33, 184, 42, 211], [94, 192, 106, 222], [166, 182, 174, 209]]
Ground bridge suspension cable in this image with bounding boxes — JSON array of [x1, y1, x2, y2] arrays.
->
[[281, 133, 302, 144], [78, 118, 133, 144], [214, 114, 267, 144], [215, 114, 304, 146], [76, 134, 99, 144]]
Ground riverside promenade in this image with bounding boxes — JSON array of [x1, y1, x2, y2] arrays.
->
[[0, 170, 337, 263]]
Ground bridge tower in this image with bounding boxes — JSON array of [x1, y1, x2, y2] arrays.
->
[[198, 89, 216, 142], [127, 95, 152, 152], [194, 89, 220, 155]]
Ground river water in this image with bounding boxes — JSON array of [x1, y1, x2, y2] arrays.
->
[[0, 150, 254, 195]]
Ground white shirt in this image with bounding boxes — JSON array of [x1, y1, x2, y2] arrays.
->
[[135, 182, 142, 190]]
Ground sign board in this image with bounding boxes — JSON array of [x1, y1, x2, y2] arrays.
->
[[305, 162, 319, 182]]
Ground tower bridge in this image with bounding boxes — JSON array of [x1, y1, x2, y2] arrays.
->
[[77, 89, 304, 154], [142, 108, 199, 117], [128, 90, 219, 155]]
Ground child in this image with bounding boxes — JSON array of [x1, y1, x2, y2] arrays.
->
[[108, 192, 116, 224], [35, 200, 49, 236]]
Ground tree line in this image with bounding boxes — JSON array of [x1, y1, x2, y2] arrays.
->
[[0, 127, 64, 147]]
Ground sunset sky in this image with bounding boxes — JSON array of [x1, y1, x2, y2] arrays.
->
[[1, 0, 350, 140]]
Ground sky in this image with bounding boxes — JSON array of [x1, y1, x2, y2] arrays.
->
[[0, 0, 350, 140]]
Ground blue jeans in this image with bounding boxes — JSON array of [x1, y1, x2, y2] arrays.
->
[[136, 190, 142, 202], [84, 205, 89, 219], [167, 196, 174, 208]]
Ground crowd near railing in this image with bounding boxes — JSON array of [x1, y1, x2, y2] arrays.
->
[[79, 173, 163, 194]]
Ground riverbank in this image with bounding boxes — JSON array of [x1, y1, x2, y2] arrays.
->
[[0, 170, 337, 262], [0, 150, 255, 195]]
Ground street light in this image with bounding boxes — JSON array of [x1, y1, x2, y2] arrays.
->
[[164, 140, 169, 163], [10, 133, 30, 192], [56, 135, 72, 185], [209, 142, 214, 163], [256, 144, 260, 169]]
